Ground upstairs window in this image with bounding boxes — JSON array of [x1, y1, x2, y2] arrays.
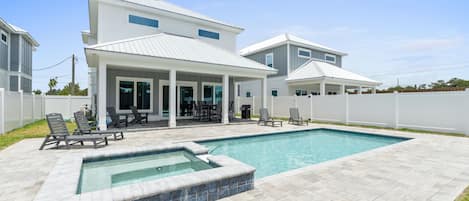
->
[[325, 54, 337, 64], [198, 29, 220, 40], [246, 91, 251, 98], [129, 15, 159, 28], [298, 48, 311, 59], [265, 53, 274, 68], [1, 31, 7, 45], [271, 89, 278, 97]]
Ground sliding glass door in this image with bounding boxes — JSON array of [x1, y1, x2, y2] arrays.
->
[[160, 80, 197, 118]]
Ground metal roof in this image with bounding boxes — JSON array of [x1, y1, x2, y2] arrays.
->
[[86, 33, 277, 72], [0, 18, 39, 47], [286, 60, 380, 86], [240, 33, 347, 56], [123, 0, 243, 31]]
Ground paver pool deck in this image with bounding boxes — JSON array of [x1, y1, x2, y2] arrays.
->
[[1, 123, 469, 201]]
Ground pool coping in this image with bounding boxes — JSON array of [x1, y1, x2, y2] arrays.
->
[[33, 142, 255, 201]]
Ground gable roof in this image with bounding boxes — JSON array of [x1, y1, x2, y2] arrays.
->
[[240, 33, 346, 56], [86, 33, 277, 73], [123, 0, 243, 32], [0, 18, 39, 47], [286, 60, 380, 86]]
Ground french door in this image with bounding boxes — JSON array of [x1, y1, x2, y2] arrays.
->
[[159, 80, 197, 118]]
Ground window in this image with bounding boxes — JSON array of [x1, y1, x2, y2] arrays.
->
[[116, 77, 153, 112], [265, 53, 274, 68], [1, 31, 6, 45], [271, 89, 278, 97], [295, 89, 307, 96], [325, 54, 337, 64], [298, 48, 311, 58], [198, 29, 220, 40], [246, 91, 251, 98], [237, 84, 240, 97], [129, 15, 159, 28]]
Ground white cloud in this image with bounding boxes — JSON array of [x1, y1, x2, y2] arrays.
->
[[398, 37, 464, 51]]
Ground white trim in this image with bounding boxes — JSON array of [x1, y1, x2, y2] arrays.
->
[[159, 80, 198, 118], [286, 42, 291, 74], [297, 47, 311, 59], [265, 52, 274, 68], [324, 53, 337, 64], [201, 82, 222, 104], [115, 76, 154, 113], [0, 30, 7, 45]]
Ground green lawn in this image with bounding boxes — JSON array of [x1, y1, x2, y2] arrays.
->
[[0, 119, 76, 150], [457, 186, 469, 201]]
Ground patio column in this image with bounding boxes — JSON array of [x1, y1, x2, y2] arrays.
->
[[339, 84, 346, 95], [372, 87, 377, 94], [320, 81, 326, 96], [358, 86, 363, 94], [97, 61, 107, 130], [169, 69, 177, 128], [222, 74, 229, 124], [261, 76, 267, 108]]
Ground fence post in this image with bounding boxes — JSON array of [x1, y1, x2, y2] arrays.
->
[[252, 96, 256, 116], [345, 93, 349, 125], [0, 88, 5, 134], [32, 93, 36, 121], [309, 95, 313, 121], [68, 95, 73, 119], [466, 89, 469, 136], [19, 90, 24, 127], [271, 96, 274, 117], [394, 91, 399, 129]]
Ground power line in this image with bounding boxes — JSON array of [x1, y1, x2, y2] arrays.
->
[[33, 56, 73, 71]]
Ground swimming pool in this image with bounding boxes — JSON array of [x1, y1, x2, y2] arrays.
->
[[201, 129, 407, 179]]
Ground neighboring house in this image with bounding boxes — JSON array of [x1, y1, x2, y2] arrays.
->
[[238, 34, 380, 97], [82, 0, 276, 129], [0, 18, 39, 93]]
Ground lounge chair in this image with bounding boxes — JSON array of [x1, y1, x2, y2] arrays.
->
[[129, 106, 148, 124], [39, 113, 109, 150], [289, 108, 309, 126], [258, 108, 283, 127], [74, 111, 124, 140], [107, 107, 128, 128]]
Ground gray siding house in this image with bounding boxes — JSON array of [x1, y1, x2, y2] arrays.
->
[[238, 34, 380, 97], [0, 18, 39, 93]]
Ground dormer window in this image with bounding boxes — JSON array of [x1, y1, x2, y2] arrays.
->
[[265, 53, 274, 68], [129, 15, 159, 28], [325, 54, 337, 64], [298, 48, 311, 59], [1, 31, 7, 45]]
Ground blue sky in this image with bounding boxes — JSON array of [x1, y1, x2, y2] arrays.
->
[[1, 0, 468, 91]]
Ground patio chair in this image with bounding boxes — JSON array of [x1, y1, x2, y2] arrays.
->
[[39, 113, 109, 150], [107, 107, 128, 128], [289, 108, 308, 126], [258, 108, 283, 127], [129, 106, 148, 124], [74, 111, 124, 140]]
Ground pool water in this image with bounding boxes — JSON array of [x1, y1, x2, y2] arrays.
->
[[201, 129, 406, 179], [77, 150, 214, 193]]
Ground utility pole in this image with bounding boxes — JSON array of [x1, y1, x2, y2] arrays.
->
[[71, 54, 75, 95]]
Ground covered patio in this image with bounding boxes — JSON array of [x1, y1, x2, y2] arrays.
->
[[85, 33, 277, 130], [286, 59, 381, 96]]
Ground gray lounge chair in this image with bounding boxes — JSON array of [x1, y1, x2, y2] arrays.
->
[[289, 108, 308, 126], [39, 113, 109, 150], [74, 111, 124, 140], [258, 108, 283, 127], [129, 106, 148, 124], [107, 107, 128, 128]]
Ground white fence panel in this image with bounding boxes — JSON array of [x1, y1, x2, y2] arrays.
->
[[33, 96, 44, 121], [252, 97, 262, 116], [348, 94, 396, 127], [312, 95, 346, 123], [272, 96, 295, 117], [398, 92, 468, 133], [296, 96, 311, 120], [23, 94, 34, 125], [5, 91, 22, 132], [44, 96, 91, 119], [236, 97, 253, 114]]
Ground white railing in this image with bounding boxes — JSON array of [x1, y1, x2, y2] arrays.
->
[[0, 88, 91, 134], [237, 90, 469, 135]]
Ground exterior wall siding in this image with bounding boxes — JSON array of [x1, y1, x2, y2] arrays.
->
[[245, 45, 287, 77], [0, 28, 8, 71], [289, 45, 342, 71], [238, 76, 290, 98], [106, 68, 234, 116], [10, 34, 19, 72]]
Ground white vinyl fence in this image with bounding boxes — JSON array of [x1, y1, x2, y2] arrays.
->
[[0, 88, 91, 134], [237, 90, 469, 135]]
